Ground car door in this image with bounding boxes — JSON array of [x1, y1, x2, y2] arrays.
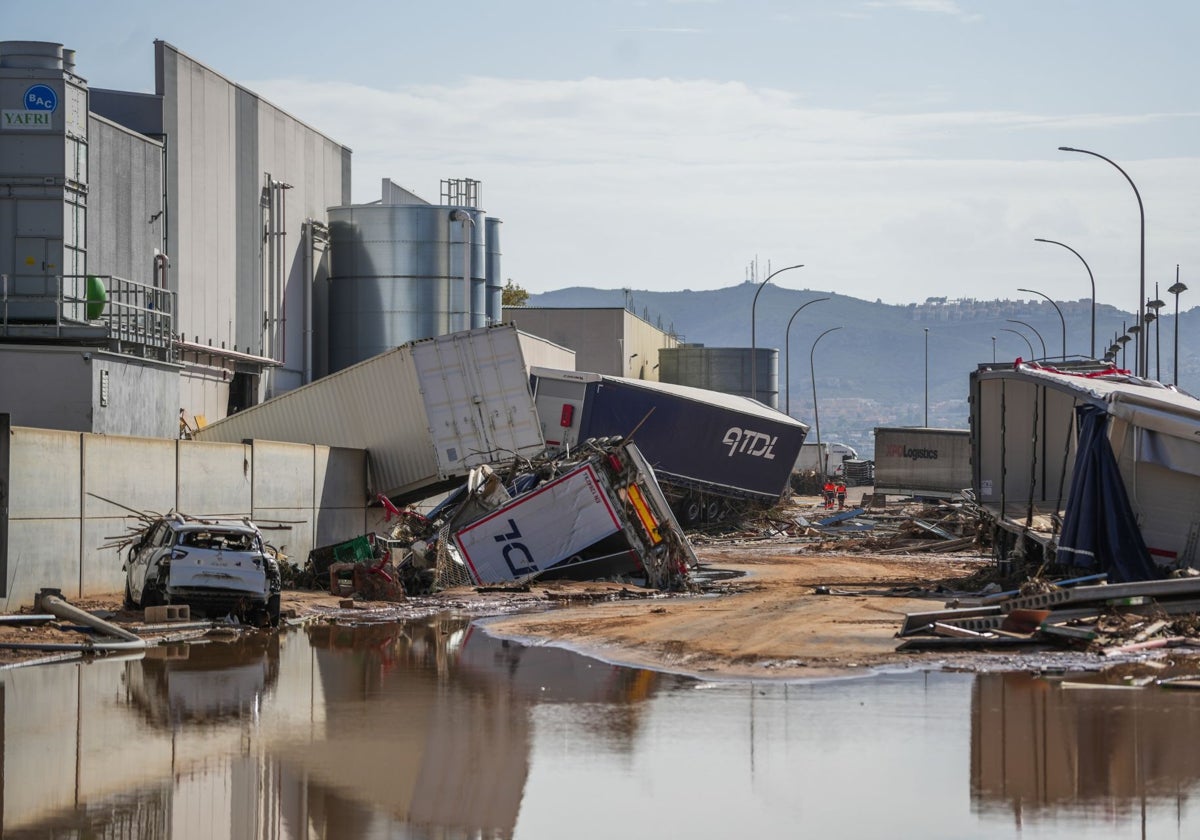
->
[[129, 521, 167, 603]]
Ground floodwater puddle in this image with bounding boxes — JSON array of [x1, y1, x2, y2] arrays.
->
[[3, 616, 1200, 838]]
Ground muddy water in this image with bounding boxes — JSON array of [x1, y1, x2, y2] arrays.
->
[[3, 618, 1200, 839]]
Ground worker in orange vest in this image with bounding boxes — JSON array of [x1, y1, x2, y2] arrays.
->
[[836, 481, 847, 510], [822, 479, 836, 510]]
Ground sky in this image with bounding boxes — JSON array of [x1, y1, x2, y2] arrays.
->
[[9, 0, 1200, 311]]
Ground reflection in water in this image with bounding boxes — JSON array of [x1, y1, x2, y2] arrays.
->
[[126, 633, 281, 728], [4, 623, 1200, 838], [972, 672, 1200, 825], [0, 616, 668, 839]]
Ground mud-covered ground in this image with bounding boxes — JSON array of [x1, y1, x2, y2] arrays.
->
[[0, 541, 986, 674], [0, 489, 1174, 678], [481, 544, 990, 679]]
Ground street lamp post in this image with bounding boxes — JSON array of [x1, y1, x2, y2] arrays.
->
[[1169, 266, 1188, 387], [1059, 146, 1146, 377], [1006, 319, 1046, 359], [784, 296, 830, 417], [1034, 238, 1096, 358], [924, 327, 930, 427], [991, 335, 996, 363], [1128, 324, 1143, 374], [1000, 328, 1035, 360], [750, 263, 804, 400], [1018, 288, 1066, 359], [810, 326, 842, 475], [1148, 286, 1165, 382]]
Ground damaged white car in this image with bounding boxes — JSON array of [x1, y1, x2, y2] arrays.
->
[[124, 514, 282, 626]]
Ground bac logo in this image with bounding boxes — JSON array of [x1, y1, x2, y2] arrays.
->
[[722, 427, 778, 459], [24, 84, 58, 112]]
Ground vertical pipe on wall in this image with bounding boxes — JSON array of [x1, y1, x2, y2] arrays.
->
[[279, 182, 288, 366], [450, 210, 474, 332], [263, 174, 274, 374], [0, 413, 9, 600], [303, 221, 313, 385]]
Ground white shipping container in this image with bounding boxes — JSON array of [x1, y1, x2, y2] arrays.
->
[[194, 325, 545, 501]]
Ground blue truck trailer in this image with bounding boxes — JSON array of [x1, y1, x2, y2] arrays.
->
[[528, 367, 809, 524]]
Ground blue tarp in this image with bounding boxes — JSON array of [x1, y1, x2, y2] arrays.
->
[[1056, 404, 1160, 582]]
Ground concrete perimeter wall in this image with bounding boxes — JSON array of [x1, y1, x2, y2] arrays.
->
[[3, 424, 368, 609]]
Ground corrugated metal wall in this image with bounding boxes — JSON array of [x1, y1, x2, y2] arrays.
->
[[87, 114, 163, 286], [156, 41, 351, 397]]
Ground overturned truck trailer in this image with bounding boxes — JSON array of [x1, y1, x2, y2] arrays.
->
[[195, 325, 545, 503], [528, 368, 808, 525], [450, 441, 697, 589], [970, 360, 1200, 582]]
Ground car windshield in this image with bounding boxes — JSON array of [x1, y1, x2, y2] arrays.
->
[[180, 531, 257, 552]]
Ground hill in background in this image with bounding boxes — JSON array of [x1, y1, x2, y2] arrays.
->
[[525, 284, 1196, 459]]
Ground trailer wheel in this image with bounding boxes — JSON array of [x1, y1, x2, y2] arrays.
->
[[682, 499, 703, 526], [704, 500, 723, 523]]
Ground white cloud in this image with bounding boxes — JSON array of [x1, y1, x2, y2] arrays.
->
[[250, 75, 1200, 308], [863, 0, 976, 18]]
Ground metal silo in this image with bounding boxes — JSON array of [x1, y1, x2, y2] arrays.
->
[[658, 346, 778, 409], [326, 202, 489, 372], [485, 217, 503, 323]]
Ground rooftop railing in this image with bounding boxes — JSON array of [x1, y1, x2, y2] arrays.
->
[[1, 273, 176, 360]]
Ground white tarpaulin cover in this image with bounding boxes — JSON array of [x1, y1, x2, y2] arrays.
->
[[453, 464, 623, 584]]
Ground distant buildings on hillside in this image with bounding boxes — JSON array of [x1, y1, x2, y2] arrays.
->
[[910, 297, 1097, 322]]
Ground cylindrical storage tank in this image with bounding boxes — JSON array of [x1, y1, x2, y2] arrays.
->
[[326, 204, 488, 372], [658, 346, 778, 409], [485, 217, 503, 324]]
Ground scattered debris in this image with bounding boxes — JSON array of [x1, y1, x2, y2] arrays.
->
[[302, 438, 698, 598], [896, 573, 1200, 674]]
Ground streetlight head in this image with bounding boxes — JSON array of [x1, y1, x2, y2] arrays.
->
[[1169, 282, 1188, 295], [1128, 324, 1142, 335], [1148, 299, 1165, 311], [1058, 146, 1078, 152], [1117, 335, 1131, 345]]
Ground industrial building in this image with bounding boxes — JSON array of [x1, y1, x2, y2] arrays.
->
[[503, 306, 677, 380], [0, 39, 508, 437]]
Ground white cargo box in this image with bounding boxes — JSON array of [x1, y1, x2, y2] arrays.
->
[[195, 325, 545, 501]]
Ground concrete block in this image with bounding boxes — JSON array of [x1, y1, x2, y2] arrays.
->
[[144, 604, 191, 623]]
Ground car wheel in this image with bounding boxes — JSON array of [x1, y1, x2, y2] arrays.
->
[[266, 593, 281, 627], [141, 575, 166, 608], [123, 578, 136, 611]]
